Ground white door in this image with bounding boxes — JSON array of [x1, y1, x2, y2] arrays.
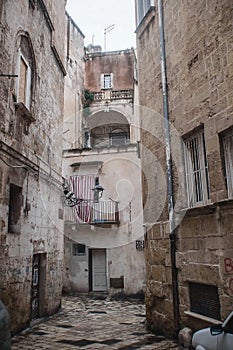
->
[[92, 249, 107, 291]]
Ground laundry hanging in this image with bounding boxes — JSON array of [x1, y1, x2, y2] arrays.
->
[[69, 175, 95, 223]]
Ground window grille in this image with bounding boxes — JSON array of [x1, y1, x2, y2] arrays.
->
[[222, 131, 233, 198], [110, 132, 128, 146], [189, 282, 220, 320], [183, 129, 210, 207]]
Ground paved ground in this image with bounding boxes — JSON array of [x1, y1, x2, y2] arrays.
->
[[12, 295, 182, 350]]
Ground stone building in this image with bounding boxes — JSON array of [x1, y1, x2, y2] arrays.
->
[[62, 38, 146, 295], [0, 0, 66, 334], [135, 0, 233, 338]]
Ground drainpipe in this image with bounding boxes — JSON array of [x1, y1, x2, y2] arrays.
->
[[157, 0, 180, 338]]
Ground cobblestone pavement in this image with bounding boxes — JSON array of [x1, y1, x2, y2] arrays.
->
[[12, 295, 182, 350]]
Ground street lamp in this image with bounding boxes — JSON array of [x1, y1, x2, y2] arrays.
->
[[92, 184, 104, 203], [63, 188, 83, 207], [63, 183, 104, 207]]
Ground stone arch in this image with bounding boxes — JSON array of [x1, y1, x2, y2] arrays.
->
[[86, 110, 130, 148]]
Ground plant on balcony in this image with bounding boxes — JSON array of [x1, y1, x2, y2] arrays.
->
[[83, 89, 94, 116]]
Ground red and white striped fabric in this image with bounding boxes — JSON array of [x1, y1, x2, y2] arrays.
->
[[69, 175, 95, 223]]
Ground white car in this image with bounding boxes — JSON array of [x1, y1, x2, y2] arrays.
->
[[192, 311, 233, 350]]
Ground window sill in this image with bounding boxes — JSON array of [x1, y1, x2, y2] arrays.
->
[[182, 202, 216, 217], [184, 311, 221, 324], [181, 198, 233, 217], [14, 102, 35, 123]]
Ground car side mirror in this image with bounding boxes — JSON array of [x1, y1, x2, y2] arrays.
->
[[210, 324, 223, 336]]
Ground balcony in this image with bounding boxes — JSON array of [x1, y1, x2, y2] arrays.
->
[[92, 89, 133, 102], [64, 200, 119, 225]]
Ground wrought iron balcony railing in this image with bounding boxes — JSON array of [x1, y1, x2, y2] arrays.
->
[[64, 200, 119, 225]]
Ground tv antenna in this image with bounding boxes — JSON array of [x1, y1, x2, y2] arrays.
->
[[104, 24, 115, 51]]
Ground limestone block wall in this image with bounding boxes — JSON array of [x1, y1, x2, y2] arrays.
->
[[63, 13, 85, 149], [136, 0, 233, 337], [0, 0, 66, 334]]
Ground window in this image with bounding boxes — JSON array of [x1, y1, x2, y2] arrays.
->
[[110, 132, 128, 146], [101, 73, 113, 89], [135, 0, 153, 26], [189, 282, 220, 320], [14, 34, 34, 111], [16, 50, 32, 109], [8, 184, 22, 233], [222, 130, 233, 198], [73, 244, 86, 256], [183, 129, 210, 207]]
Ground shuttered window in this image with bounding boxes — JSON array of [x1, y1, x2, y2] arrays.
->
[[101, 73, 113, 89], [183, 129, 210, 207], [189, 282, 221, 320], [17, 51, 32, 109], [222, 130, 233, 198], [19, 58, 27, 103], [135, 0, 153, 26]]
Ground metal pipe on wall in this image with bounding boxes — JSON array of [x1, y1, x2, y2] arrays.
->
[[157, 0, 180, 338]]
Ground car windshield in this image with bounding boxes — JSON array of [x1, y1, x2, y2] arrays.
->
[[224, 315, 233, 334]]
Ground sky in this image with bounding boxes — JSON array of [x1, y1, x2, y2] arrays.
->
[[66, 0, 136, 52]]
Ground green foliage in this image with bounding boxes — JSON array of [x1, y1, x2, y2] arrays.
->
[[83, 89, 94, 109]]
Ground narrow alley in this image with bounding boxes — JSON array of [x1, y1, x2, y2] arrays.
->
[[11, 295, 181, 350]]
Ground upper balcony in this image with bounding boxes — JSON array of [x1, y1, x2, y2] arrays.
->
[[91, 89, 133, 103]]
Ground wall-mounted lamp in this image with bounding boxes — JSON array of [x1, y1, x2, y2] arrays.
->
[[63, 182, 104, 207], [92, 184, 104, 203], [63, 188, 84, 207]]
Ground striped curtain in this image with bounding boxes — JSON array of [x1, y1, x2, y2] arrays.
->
[[69, 175, 95, 223]]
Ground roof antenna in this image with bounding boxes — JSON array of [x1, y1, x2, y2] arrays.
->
[[104, 24, 115, 51]]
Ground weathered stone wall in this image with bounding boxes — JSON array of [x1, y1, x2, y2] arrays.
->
[[63, 13, 85, 149], [136, 0, 233, 337], [62, 13, 85, 289], [85, 49, 135, 91], [0, 0, 66, 334]]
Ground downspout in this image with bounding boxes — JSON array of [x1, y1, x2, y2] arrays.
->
[[157, 0, 180, 338]]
